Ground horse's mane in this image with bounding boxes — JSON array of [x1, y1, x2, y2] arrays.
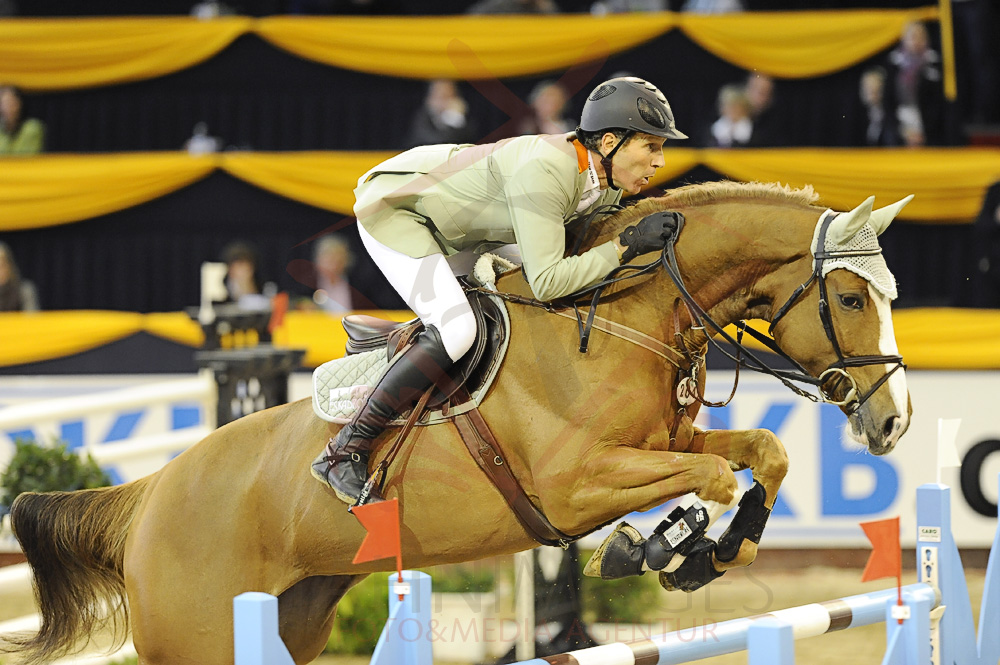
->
[[580, 180, 820, 250]]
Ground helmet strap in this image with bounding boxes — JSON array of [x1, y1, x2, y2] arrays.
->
[[599, 130, 633, 191]]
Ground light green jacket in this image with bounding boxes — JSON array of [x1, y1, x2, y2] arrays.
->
[[0, 118, 45, 156], [353, 133, 622, 301]]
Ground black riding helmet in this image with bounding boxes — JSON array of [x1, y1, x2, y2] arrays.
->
[[579, 76, 687, 189]]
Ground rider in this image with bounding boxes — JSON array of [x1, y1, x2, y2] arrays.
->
[[311, 76, 688, 506]]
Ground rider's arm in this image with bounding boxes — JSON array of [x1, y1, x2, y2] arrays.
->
[[507, 160, 620, 301]]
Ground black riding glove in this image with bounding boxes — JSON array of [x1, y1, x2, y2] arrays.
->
[[618, 211, 683, 263]]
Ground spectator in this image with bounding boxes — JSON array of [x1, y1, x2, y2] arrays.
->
[[680, 0, 743, 12], [184, 122, 222, 155], [220, 240, 275, 310], [885, 21, 945, 147], [969, 180, 1000, 307], [466, 0, 558, 14], [951, 0, 999, 125], [744, 72, 782, 145], [0, 241, 39, 311], [590, 0, 665, 15], [0, 85, 45, 156], [517, 80, 574, 135], [311, 234, 355, 312], [703, 84, 755, 148], [855, 67, 899, 146], [405, 80, 479, 148]]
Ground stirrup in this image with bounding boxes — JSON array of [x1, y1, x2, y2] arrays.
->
[[350, 462, 387, 509]]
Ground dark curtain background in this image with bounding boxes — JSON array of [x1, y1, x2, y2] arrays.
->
[[21, 31, 945, 154], [3, 3, 986, 313]]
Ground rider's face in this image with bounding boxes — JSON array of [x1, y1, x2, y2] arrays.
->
[[603, 132, 666, 195]]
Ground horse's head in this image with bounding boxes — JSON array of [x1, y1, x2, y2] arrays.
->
[[769, 195, 912, 455]]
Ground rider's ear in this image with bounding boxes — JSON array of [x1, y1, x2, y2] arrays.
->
[[600, 132, 619, 154]]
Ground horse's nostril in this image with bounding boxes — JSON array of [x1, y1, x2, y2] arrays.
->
[[883, 416, 899, 439]]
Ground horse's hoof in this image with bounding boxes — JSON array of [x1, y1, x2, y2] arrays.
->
[[658, 537, 725, 593], [583, 522, 645, 579]]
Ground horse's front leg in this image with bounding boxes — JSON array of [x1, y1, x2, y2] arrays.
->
[[692, 427, 789, 571], [537, 445, 739, 538], [572, 443, 737, 580], [583, 427, 786, 590]]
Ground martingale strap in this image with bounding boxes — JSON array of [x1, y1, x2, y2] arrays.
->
[[451, 390, 588, 548]]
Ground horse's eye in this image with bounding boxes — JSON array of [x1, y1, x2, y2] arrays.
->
[[839, 294, 863, 310]]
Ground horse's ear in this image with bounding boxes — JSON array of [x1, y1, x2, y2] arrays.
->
[[868, 195, 914, 235], [827, 196, 875, 245]]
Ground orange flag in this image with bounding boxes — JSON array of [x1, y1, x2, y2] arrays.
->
[[268, 292, 289, 334], [352, 498, 401, 573], [860, 516, 902, 583]]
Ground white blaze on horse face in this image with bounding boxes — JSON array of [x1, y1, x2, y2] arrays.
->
[[870, 283, 909, 438]]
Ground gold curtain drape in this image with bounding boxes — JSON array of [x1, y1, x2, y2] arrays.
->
[[3, 149, 996, 231], [0, 153, 217, 230], [678, 8, 938, 78], [219, 152, 389, 217], [688, 148, 1000, 222], [0, 9, 939, 90], [0, 17, 252, 90], [254, 14, 678, 80], [0, 308, 996, 370]]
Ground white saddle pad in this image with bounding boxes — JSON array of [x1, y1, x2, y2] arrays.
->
[[311, 350, 388, 424]]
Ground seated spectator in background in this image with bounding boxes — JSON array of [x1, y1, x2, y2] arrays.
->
[[517, 80, 574, 135], [855, 67, 899, 146], [885, 21, 945, 147], [968, 179, 1000, 307], [0, 85, 45, 156], [311, 234, 355, 312], [221, 240, 275, 310], [467, 0, 558, 14], [184, 121, 222, 154], [590, 0, 666, 15], [703, 84, 755, 148], [0, 241, 39, 311], [405, 80, 479, 148], [744, 72, 782, 145], [680, 0, 743, 12]]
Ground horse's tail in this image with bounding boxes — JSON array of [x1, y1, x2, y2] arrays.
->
[[0, 476, 153, 665]]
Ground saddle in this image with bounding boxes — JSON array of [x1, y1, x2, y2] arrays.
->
[[341, 282, 506, 413]]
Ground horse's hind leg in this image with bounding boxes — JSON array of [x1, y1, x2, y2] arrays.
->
[[692, 427, 789, 571], [278, 574, 367, 664]]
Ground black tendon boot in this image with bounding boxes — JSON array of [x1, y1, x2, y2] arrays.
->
[[311, 326, 454, 506]]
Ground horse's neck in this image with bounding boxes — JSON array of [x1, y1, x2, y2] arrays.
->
[[611, 202, 819, 345]]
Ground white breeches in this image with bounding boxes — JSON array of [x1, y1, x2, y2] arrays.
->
[[358, 225, 477, 363]]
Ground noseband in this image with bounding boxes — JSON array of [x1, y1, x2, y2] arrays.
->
[[662, 209, 906, 414]]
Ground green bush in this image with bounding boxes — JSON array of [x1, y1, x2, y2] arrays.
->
[[424, 562, 495, 594], [0, 437, 112, 512], [579, 551, 660, 624], [324, 573, 390, 655]]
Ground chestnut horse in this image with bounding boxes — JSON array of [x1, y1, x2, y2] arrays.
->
[[3, 182, 912, 665]]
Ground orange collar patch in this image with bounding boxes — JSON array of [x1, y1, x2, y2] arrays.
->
[[572, 139, 589, 174]]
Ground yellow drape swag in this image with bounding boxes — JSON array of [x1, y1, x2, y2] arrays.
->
[[0, 17, 253, 90], [3, 148, 997, 232], [255, 14, 678, 80], [0, 8, 938, 90], [0, 308, 996, 370], [0, 153, 217, 230], [678, 7, 938, 78]]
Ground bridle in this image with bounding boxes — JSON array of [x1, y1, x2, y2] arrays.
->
[[658, 208, 906, 415]]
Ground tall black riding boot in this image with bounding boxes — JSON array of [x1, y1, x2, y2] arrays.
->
[[311, 326, 454, 506]]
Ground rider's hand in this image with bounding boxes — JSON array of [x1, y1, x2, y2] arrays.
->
[[618, 211, 683, 263]]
